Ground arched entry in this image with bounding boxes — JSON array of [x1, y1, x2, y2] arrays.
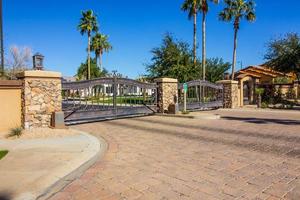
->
[[243, 82, 250, 105]]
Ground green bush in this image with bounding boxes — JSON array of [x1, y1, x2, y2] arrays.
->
[[255, 88, 265, 95], [261, 102, 269, 109]]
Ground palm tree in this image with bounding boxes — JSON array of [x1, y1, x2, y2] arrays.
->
[[77, 10, 99, 80], [219, 0, 256, 80], [200, 0, 219, 81], [91, 33, 112, 71], [182, 0, 198, 66]]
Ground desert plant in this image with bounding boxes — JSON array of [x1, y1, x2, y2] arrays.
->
[[255, 88, 264, 108], [8, 127, 23, 138]]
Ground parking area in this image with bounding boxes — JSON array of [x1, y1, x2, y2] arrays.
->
[[50, 109, 300, 200]]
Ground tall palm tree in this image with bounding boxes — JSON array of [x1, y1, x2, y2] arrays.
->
[[91, 33, 112, 71], [78, 10, 99, 80], [182, 0, 219, 80], [182, 0, 198, 66], [219, 0, 256, 80], [200, 0, 219, 81]]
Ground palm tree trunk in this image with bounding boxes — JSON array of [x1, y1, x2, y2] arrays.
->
[[99, 51, 102, 71], [202, 12, 206, 81], [87, 33, 91, 80], [232, 27, 238, 80], [193, 4, 197, 65]]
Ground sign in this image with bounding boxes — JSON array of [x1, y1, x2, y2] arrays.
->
[[183, 83, 188, 93]]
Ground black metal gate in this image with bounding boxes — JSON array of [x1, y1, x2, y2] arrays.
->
[[178, 80, 223, 111], [62, 77, 157, 125]]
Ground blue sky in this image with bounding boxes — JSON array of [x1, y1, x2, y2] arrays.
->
[[4, 0, 300, 78]]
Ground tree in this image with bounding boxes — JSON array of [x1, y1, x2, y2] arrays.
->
[[146, 33, 199, 83], [264, 33, 300, 81], [182, 0, 219, 81], [76, 57, 108, 80], [91, 33, 112, 71], [77, 10, 99, 80], [219, 0, 256, 80], [181, 0, 199, 66], [205, 58, 231, 83], [146, 34, 229, 83], [4, 45, 32, 79]]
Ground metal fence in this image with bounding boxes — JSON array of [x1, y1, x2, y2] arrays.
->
[[62, 76, 157, 125], [178, 80, 223, 111]]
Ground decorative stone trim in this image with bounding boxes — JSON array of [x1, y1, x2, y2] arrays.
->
[[217, 80, 239, 109], [18, 71, 62, 129], [155, 78, 178, 113]]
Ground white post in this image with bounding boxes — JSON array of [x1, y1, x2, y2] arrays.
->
[[184, 90, 187, 112]]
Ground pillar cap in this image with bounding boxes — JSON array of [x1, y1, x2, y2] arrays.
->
[[154, 78, 178, 83], [17, 70, 62, 79], [216, 80, 238, 84]]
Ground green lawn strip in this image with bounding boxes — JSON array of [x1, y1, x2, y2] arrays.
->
[[0, 150, 8, 160]]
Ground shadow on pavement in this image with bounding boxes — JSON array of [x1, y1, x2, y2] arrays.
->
[[0, 192, 12, 200], [106, 119, 300, 159], [131, 117, 300, 144], [222, 116, 300, 125]]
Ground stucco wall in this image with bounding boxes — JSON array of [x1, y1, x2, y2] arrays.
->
[[0, 81, 22, 135]]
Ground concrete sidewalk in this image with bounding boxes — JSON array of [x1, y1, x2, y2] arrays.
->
[[0, 130, 105, 200]]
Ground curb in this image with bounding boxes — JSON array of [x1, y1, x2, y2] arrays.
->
[[36, 131, 108, 200]]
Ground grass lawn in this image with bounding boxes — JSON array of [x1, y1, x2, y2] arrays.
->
[[0, 150, 8, 160]]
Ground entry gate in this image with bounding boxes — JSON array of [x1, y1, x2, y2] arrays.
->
[[178, 80, 223, 111], [62, 77, 157, 125]]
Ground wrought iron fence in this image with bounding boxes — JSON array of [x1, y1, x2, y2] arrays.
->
[[62, 76, 157, 124], [178, 80, 223, 111]]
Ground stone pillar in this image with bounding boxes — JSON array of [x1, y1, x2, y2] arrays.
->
[[155, 78, 178, 113], [217, 80, 239, 109], [17, 71, 62, 129]]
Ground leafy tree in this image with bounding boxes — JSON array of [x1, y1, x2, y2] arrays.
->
[[91, 33, 112, 71], [264, 33, 300, 81], [146, 33, 199, 83], [77, 10, 99, 80], [219, 0, 256, 80], [146, 34, 230, 83], [77, 57, 108, 80], [205, 58, 231, 83], [182, 0, 219, 80]]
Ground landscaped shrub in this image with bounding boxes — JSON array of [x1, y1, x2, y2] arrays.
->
[[8, 127, 23, 138], [261, 102, 269, 109]]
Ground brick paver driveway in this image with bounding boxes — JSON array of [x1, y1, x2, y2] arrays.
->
[[50, 109, 300, 200]]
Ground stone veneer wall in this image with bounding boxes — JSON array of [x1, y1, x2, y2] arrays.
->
[[155, 78, 178, 113], [18, 71, 62, 129], [217, 80, 239, 109]]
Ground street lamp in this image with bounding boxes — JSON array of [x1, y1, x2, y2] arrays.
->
[[33, 53, 45, 70]]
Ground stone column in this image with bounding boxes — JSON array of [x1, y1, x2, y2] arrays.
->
[[155, 78, 178, 113], [17, 71, 62, 129], [217, 80, 239, 109]]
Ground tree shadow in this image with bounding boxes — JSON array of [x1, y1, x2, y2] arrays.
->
[[221, 116, 300, 125], [132, 117, 300, 144], [0, 192, 12, 200], [106, 119, 300, 159]]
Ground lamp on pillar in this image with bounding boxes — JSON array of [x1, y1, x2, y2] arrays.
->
[[33, 53, 44, 70]]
